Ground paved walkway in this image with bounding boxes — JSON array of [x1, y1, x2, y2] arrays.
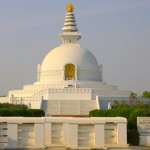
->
[[108, 147, 150, 150], [2, 146, 150, 150]]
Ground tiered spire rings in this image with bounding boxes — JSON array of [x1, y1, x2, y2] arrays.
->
[[59, 3, 81, 44]]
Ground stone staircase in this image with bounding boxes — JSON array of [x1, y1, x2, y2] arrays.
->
[[41, 100, 98, 115]]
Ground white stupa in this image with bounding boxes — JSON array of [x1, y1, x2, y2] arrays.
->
[[0, 4, 130, 115]]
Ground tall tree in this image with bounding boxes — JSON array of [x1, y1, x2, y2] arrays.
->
[[130, 92, 137, 105]]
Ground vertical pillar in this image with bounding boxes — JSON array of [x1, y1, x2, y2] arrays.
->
[[63, 122, 69, 146], [63, 69, 65, 80], [59, 100, 61, 114], [34, 123, 44, 148], [68, 123, 78, 149], [44, 122, 51, 146], [117, 122, 127, 146], [94, 123, 105, 148], [75, 65, 77, 81], [7, 123, 18, 149], [96, 96, 100, 109]]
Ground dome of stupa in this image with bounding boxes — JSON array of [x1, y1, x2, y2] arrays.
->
[[41, 44, 99, 72]]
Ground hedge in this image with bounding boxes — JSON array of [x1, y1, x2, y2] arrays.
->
[[128, 108, 150, 129], [89, 108, 150, 128], [0, 108, 45, 117], [89, 107, 150, 145], [90, 108, 134, 119], [0, 103, 28, 109], [127, 129, 139, 145]]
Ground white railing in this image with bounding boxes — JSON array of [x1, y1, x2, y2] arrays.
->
[[0, 117, 128, 149]]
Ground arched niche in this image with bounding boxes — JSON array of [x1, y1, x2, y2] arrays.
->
[[65, 64, 75, 80]]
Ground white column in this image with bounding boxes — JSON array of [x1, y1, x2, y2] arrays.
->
[[44, 123, 51, 146], [117, 122, 127, 146], [94, 123, 105, 148], [75, 69, 77, 81], [96, 96, 100, 109], [63, 122, 69, 146], [7, 123, 18, 149], [34, 123, 45, 148], [63, 69, 65, 80], [68, 123, 78, 149], [59, 100, 61, 114]]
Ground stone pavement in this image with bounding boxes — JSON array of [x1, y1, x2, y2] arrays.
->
[[1, 147, 150, 150], [107, 147, 150, 150]]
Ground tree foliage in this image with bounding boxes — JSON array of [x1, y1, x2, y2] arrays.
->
[[130, 92, 137, 105], [112, 99, 147, 109], [142, 91, 150, 98]]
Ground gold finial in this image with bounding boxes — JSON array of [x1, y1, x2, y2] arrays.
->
[[66, 3, 74, 12]]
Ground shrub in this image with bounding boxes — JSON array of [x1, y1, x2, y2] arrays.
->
[[116, 108, 134, 119], [89, 109, 100, 117], [89, 108, 133, 118], [127, 129, 139, 145], [27, 109, 45, 117], [0, 103, 28, 109], [145, 109, 150, 117], [0, 108, 45, 117], [128, 108, 147, 129]]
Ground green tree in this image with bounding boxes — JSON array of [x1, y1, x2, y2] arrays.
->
[[143, 91, 150, 98], [112, 100, 120, 109], [142, 91, 150, 105], [130, 92, 137, 105]]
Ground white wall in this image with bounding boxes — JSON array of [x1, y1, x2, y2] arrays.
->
[[137, 117, 150, 146]]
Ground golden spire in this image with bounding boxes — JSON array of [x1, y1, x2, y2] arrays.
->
[[66, 3, 74, 12]]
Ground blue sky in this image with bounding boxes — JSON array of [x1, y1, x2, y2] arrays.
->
[[0, 0, 150, 95]]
